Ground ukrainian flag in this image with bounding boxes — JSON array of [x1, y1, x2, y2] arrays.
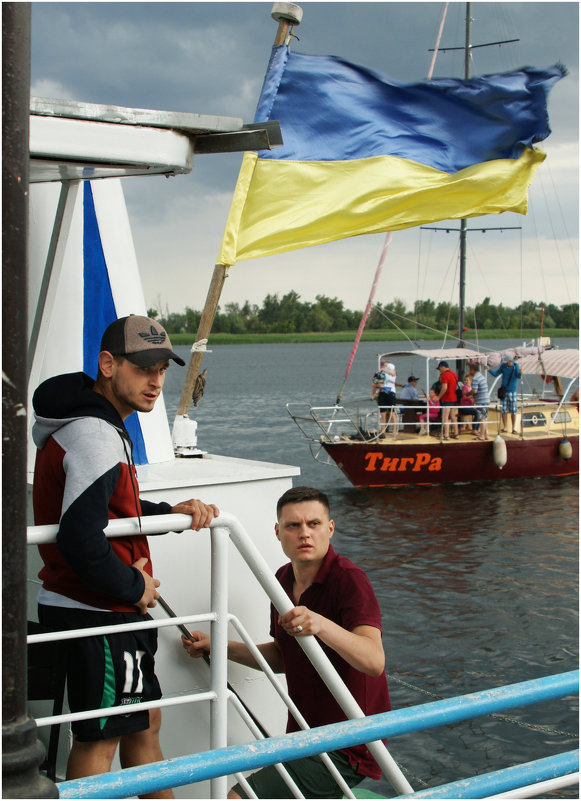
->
[[218, 46, 565, 266]]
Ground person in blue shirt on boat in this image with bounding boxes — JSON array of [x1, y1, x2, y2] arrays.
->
[[467, 362, 490, 441], [487, 355, 522, 434], [371, 359, 397, 435], [399, 376, 423, 433], [400, 375, 421, 402]]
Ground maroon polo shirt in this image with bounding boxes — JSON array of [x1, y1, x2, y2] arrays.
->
[[270, 544, 391, 779]]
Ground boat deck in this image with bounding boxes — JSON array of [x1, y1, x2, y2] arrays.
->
[[322, 400, 579, 446]]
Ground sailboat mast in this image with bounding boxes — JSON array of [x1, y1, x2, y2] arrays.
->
[[464, 1, 472, 78], [424, 5, 520, 348], [458, 2, 472, 348]]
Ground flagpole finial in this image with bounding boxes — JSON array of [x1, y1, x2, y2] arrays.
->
[[271, 3, 303, 26]]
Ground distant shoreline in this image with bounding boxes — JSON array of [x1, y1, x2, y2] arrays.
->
[[171, 328, 578, 346]]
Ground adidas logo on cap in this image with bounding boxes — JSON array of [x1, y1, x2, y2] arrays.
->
[[100, 314, 186, 368]]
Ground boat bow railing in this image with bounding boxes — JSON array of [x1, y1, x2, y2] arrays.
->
[[27, 512, 413, 798], [287, 400, 452, 441], [286, 400, 396, 448]]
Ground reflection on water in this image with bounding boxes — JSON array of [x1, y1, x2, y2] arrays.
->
[[331, 479, 578, 796], [164, 341, 578, 796]]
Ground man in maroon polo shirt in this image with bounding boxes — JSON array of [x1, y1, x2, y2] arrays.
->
[[182, 486, 391, 798]]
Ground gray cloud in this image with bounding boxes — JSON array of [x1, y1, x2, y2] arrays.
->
[[31, 2, 578, 312]]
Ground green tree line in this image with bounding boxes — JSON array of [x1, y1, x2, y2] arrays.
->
[[150, 293, 579, 336]]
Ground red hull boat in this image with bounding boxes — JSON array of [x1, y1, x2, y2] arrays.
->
[[288, 347, 579, 488], [322, 430, 578, 488]]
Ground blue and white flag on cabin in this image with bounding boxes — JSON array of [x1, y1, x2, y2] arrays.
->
[[217, 46, 565, 266]]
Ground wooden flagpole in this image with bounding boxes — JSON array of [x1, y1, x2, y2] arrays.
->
[[175, 4, 302, 421], [176, 263, 228, 416]]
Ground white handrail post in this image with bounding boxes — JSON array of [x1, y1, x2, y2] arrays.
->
[[425, 359, 431, 434], [210, 525, 230, 799]]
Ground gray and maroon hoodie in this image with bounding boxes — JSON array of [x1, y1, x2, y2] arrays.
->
[[32, 372, 172, 612]]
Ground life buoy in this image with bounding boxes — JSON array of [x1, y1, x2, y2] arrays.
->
[[540, 374, 553, 384]]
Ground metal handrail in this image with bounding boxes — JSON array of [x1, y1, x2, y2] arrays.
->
[[56, 671, 579, 799], [287, 394, 578, 444], [27, 512, 413, 796]]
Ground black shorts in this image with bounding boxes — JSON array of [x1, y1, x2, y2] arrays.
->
[[38, 604, 162, 742], [377, 390, 396, 408]]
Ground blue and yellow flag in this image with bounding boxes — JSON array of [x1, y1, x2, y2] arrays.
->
[[218, 47, 565, 266]]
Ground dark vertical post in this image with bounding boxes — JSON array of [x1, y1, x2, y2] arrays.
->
[[457, 1, 471, 360], [458, 219, 467, 347], [2, 3, 58, 797]]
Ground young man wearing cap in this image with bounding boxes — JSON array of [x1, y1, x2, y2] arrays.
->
[[436, 361, 459, 439], [32, 315, 219, 794], [182, 486, 390, 799]]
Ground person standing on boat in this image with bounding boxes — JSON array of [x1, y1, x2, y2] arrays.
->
[[371, 358, 397, 435], [487, 355, 522, 434], [182, 486, 391, 799], [468, 362, 491, 441], [32, 314, 219, 795], [436, 361, 459, 439]]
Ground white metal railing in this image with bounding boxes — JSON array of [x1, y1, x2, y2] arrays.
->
[[27, 512, 413, 797], [287, 393, 579, 446], [29, 605, 308, 799]]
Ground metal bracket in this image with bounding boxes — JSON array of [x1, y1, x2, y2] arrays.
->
[[194, 121, 283, 154]]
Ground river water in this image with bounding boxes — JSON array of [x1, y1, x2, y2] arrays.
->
[[163, 339, 578, 797]]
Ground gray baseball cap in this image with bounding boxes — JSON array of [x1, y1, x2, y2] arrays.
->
[[100, 314, 185, 367]]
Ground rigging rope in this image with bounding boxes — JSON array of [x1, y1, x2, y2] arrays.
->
[[335, 232, 393, 405], [365, 304, 531, 357], [427, 2, 449, 80]]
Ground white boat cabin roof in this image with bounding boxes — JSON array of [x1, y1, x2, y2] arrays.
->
[[29, 97, 280, 183]]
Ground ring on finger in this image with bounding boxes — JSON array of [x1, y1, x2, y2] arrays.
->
[[295, 625, 303, 633]]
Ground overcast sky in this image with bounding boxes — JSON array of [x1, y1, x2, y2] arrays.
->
[[31, 2, 579, 316]]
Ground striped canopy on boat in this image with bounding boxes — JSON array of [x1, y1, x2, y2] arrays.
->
[[517, 349, 579, 379], [380, 347, 579, 378]]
